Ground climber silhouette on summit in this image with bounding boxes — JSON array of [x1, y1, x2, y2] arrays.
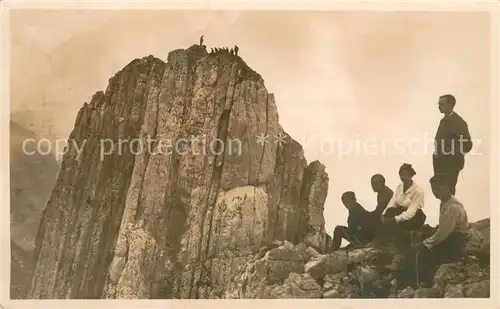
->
[[199, 35, 204, 46], [234, 45, 239, 56], [230, 48, 234, 55]]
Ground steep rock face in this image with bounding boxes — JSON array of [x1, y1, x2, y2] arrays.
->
[[265, 135, 306, 245], [29, 45, 330, 299], [300, 161, 331, 253]]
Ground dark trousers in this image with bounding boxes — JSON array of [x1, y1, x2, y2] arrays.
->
[[417, 232, 466, 284], [332, 225, 374, 250], [376, 207, 426, 250], [370, 210, 384, 230], [433, 155, 462, 195], [384, 206, 426, 231]]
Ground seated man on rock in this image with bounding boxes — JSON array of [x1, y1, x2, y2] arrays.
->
[[370, 174, 394, 229], [332, 191, 375, 251], [415, 174, 469, 287]]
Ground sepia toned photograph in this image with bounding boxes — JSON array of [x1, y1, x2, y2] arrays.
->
[[1, 0, 498, 305]]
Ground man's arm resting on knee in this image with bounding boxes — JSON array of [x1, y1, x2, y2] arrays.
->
[[423, 206, 459, 249]]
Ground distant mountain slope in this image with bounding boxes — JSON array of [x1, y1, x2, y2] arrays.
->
[[10, 120, 60, 298]]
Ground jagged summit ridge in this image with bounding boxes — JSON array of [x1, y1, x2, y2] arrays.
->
[[87, 44, 263, 111]]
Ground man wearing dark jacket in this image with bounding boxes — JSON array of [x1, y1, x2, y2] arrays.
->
[[433, 94, 473, 195], [332, 191, 375, 250], [370, 174, 394, 221]]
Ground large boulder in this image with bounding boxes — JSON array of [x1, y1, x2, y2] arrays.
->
[[433, 256, 490, 298], [263, 273, 323, 298], [226, 241, 310, 298], [304, 252, 348, 282], [464, 218, 490, 256]]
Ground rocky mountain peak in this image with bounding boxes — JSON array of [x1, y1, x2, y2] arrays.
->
[[28, 44, 329, 299]]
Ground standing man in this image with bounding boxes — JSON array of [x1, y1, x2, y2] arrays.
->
[[415, 174, 469, 287], [433, 94, 473, 195]]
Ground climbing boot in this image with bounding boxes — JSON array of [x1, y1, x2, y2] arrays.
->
[[384, 254, 406, 271], [417, 281, 433, 289]]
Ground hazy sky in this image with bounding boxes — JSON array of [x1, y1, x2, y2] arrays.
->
[[10, 10, 492, 232]]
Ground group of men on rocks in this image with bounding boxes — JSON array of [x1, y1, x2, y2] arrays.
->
[[332, 94, 474, 287], [199, 35, 240, 56]]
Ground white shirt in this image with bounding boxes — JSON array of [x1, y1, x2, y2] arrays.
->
[[384, 181, 424, 223]]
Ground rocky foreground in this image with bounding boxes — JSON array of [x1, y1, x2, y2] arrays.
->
[[26, 44, 489, 299], [225, 218, 490, 298]]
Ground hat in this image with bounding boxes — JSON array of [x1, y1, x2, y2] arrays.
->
[[399, 163, 416, 176]]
